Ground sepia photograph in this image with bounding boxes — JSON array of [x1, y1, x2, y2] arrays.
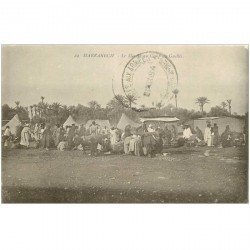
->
[[1, 45, 248, 203]]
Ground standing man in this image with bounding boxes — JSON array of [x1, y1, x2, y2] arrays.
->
[[89, 121, 99, 156], [122, 124, 132, 154], [204, 124, 212, 147], [78, 124, 86, 137], [195, 126, 203, 141], [171, 125, 177, 140], [213, 123, 219, 147], [164, 125, 172, 147], [89, 121, 99, 135], [110, 127, 119, 149], [53, 124, 63, 147], [183, 124, 192, 139], [3, 126, 12, 148], [221, 125, 232, 148], [41, 124, 52, 150], [67, 124, 76, 149], [33, 123, 41, 142], [20, 124, 32, 148]]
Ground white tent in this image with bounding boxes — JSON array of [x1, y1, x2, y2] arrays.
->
[[117, 113, 141, 131], [2, 114, 22, 135], [85, 119, 111, 130], [63, 115, 78, 128]]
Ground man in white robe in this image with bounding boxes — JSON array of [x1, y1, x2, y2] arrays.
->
[[110, 127, 119, 148], [204, 124, 212, 146], [57, 140, 68, 151], [183, 125, 193, 139], [147, 124, 155, 133], [3, 126, 12, 147], [33, 123, 40, 141], [20, 124, 31, 147]]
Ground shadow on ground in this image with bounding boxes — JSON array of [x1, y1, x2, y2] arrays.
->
[[2, 185, 248, 203]]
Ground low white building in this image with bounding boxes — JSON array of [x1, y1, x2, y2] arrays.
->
[[193, 116, 245, 134]]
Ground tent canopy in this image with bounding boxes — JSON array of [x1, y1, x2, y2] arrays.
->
[[2, 114, 22, 134], [85, 119, 111, 129], [140, 116, 180, 131], [117, 113, 141, 131], [140, 116, 179, 123], [63, 115, 78, 128]]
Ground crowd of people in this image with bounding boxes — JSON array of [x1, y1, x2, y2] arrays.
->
[[2, 118, 247, 157], [181, 121, 246, 148]]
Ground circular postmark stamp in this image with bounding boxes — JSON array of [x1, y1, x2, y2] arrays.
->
[[121, 51, 178, 109]]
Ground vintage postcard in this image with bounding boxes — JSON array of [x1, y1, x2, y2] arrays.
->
[[1, 45, 248, 203]]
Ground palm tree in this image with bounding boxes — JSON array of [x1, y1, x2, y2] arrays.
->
[[62, 105, 69, 112], [126, 94, 138, 108], [37, 102, 42, 117], [33, 104, 37, 116], [30, 105, 33, 119], [88, 100, 101, 110], [226, 99, 232, 115], [68, 105, 76, 115], [38, 106, 42, 117], [156, 102, 163, 109], [50, 102, 61, 115], [221, 101, 227, 110], [15, 101, 20, 109], [41, 96, 45, 103], [42, 103, 49, 116], [172, 89, 179, 108], [195, 97, 210, 114]]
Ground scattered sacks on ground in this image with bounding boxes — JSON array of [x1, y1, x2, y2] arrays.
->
[[156, 155, 180, 161], [219, 157, 241, 164]]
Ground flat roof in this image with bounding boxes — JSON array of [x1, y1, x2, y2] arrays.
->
[[195, 116, 244, 121], [195, 117, 219, 120]]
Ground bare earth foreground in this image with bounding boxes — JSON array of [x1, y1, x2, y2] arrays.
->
[[1, 147, 248, 203]]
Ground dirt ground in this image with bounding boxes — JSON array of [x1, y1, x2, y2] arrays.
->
[[1, 146, 248, 203]]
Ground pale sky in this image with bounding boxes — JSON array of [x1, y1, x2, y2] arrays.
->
[[2, 45, 248, 114]]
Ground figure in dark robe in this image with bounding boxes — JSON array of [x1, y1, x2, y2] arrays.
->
[[213, 123, 219, 146], [163, 125, 172, 147], [123, 125, 132, 154], [15, 124, 24, 142], [221, 125, 232, 148], [41, 124, 52, 150], [171, 125, 177, 140], [195, 126, 203, 141], [53, 124, 64, 147], [72, 133, 84, 149], [67, 124, 76, 149], [78, 124, 86, 137], [141, 131, 160, 157], [142, 123, 148, 133]]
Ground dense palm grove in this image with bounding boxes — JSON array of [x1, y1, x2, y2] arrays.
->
[[2, 95, 243, 126]]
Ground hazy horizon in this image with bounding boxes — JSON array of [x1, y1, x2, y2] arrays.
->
[[1, 45, 249, 114]]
